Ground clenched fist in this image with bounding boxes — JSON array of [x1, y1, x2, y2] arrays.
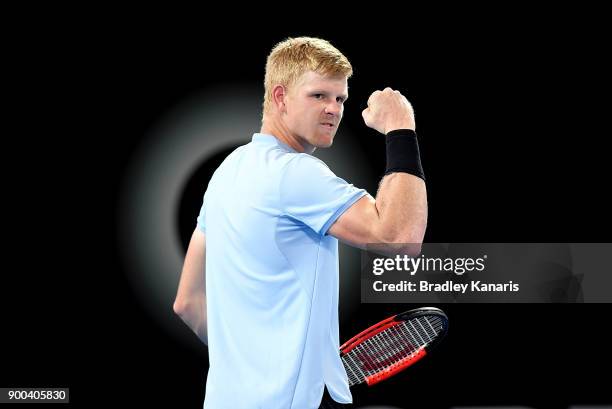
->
[[362, 87, 415, 134]]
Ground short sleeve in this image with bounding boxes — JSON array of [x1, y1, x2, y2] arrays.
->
[[196, 190, 208, 233], [281, 154, 367, 236]]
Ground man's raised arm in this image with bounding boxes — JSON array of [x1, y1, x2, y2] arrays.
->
[[329, 88, 427, 252]]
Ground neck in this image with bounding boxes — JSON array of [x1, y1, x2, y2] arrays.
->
[[260, 114, 315, 154]]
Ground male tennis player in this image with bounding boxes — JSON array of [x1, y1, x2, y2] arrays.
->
[[173, 37, 427, 409]]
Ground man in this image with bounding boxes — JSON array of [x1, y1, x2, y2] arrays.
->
[[173, 37, 427, 409]]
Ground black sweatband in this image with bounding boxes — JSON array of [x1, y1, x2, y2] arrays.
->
[[385, 129, 425, 180]]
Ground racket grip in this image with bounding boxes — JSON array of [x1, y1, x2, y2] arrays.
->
[[365, 348, 427, 386]]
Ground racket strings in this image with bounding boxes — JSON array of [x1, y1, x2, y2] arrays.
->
[[342, 316, 445, 386]]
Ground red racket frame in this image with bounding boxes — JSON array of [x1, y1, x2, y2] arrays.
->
[[340, 308, 447, 386]]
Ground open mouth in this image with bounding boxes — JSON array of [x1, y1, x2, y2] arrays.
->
[[321, 122, 335, 129]]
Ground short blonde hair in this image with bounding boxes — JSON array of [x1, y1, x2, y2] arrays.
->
[[262, 37, 353, 118]]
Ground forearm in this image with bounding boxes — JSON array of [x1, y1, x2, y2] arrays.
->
[[374, 172, 428, 244]]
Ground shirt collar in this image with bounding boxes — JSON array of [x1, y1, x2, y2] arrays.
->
[[252, 133, 298, 153]]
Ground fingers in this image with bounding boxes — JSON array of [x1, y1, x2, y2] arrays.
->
[[367, 87, 403, 106], [362, 107, 371, 125], [367, 90, 381, 107], [363, 87, 415, 134]]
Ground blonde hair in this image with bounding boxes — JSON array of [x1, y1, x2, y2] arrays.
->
[[262, 37, 353, 118]]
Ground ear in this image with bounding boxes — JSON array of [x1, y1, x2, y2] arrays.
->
[[272, 85, 287, 114]]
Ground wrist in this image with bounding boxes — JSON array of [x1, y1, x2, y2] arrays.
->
[[386, 129, 417, 137], [385, 124, 415, 134], [385, 129, 425, 180]]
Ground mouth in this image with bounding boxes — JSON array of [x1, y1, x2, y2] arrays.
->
[[320, 122, 335, 129]]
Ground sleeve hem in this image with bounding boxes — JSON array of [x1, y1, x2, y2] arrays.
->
[[319, 190, 368, 236], [196, 219, 206, 233]]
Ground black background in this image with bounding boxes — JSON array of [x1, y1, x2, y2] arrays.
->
[[3, 8, 611, 408]]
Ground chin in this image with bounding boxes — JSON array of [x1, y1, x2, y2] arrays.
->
[[316, 132, 335, 148], [316, 138, 334, 148]]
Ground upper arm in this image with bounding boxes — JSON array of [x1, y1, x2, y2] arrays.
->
[[173, 228, 208, 344], [328, 194, 384, 249], [329, 172, 428, 254], [328, 195, 424, 258], [175, 228, 206, 303], [327, 194, 382, 249]]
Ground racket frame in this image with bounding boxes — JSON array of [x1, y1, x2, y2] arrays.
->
[[340, 307, 448, 386]]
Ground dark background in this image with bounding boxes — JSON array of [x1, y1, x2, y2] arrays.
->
[[3, 9, 610, 408]]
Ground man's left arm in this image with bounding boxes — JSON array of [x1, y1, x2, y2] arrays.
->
[[173, 228, 207, 345]]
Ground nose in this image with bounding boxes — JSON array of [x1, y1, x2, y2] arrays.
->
[[325, 102, 341, 116]]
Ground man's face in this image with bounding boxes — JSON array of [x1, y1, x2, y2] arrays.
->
[[284, 71, 348, 150]]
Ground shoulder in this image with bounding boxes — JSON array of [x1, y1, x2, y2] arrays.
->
[[282, 152, 334, 178]]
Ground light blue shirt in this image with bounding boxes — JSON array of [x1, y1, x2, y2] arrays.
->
[[197, 133, 366, 409]]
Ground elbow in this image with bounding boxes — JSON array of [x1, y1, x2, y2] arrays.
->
[[378, 225, 426, 245], [173, 297, 208, 345], [376, 225, 427, 256], [389, 234, 424, 257], [173, 298, 197, 329], [399, 227, 426, 249], [173, 298, 189, 318]]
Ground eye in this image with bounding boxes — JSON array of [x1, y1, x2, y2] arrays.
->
[[313, 94, 324, 99], [336, 97, 345, 103]]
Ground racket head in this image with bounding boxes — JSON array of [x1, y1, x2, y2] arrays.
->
[[340, 307, 448, 387]]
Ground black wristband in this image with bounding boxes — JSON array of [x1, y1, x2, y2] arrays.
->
[[385, 129, 425, 180]]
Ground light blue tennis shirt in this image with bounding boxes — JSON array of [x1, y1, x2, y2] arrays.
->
[[197, 133, 367, 409]]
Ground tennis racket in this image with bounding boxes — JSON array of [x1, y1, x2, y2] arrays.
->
[[340, 307, 448, 387]]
